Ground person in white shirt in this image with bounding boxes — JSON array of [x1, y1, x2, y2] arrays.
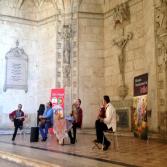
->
[[94, 95, 116, 150]]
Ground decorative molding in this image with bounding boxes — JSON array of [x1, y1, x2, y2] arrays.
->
[[15, 0, 58, 9], [0, 14, 57, 26], [78, 12, 104, 20]]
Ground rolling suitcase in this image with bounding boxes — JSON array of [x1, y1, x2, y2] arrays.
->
[[30, 127, 39, 142]]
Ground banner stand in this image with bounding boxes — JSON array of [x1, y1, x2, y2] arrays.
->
[[132, 73, 148, 140], [50, 88, 64, 118]]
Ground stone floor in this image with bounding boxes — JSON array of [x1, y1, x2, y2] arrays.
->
[[0, 129, 166, 167], [0, 158, 28, 167]]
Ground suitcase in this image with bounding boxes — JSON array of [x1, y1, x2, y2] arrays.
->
[[30, 127, 39, 142]]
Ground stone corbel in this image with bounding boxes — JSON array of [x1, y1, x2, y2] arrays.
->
[[112, 2, 130, 28]]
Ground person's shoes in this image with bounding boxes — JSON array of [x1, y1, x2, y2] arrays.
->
[[41, 137, 47, 142], [103, 141, 111, 151], [70, 138, 75, 144], [93, 139, 100, 143], [12, 138, 15, 141]]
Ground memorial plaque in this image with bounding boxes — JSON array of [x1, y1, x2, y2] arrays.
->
[[3, 41, 28, 92]]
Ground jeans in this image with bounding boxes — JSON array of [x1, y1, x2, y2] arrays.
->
[[39, 121, 52, 140]]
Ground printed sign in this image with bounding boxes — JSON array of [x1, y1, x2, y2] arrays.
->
[[134, 73, 148, 96], [50, 88, 64, 118]]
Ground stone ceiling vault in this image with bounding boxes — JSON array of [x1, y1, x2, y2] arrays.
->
[[15, 0, 83, 11]]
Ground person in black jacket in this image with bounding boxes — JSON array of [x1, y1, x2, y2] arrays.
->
[[37, 104, 45, 126]]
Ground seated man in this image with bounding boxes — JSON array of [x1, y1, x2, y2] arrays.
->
[[94, 95, 116, 151], [68, 98, 83, 144], [39, 101, 53, 141], [9, 104, 25, 141]]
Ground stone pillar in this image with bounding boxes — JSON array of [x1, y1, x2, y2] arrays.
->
[[154, 0, 167, 139], [55, 1, 81, 115]]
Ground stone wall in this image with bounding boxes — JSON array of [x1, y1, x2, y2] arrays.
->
[[78, 5, 104, 127], [0, 0, 163, 133], [0, 1, 57, 128], [104, 0, 157, 131], [0, 20, 38, 128], [36, 21, 57, 106]]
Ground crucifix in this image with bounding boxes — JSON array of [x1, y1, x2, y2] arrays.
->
[[113, 32, 133, 85]]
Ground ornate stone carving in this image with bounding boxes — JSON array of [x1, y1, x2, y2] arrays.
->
[[155, 0, 167, 35], [3, 40, 28, 92], [157, 38, 167, 69], [155, 0, 167, 139], [62, 24, 73, 87], [112, 2, 130, 28], [118, 84, 129, 99], [159, 111, 167, 138], [63, 64, 71, 87], [62, 24, 73, 64]]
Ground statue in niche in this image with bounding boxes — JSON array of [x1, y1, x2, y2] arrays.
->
[[155, 0, 167, 35], [113, 32, 133, 81], [112, 2, 130, 28], [3, 40, 28, 93]]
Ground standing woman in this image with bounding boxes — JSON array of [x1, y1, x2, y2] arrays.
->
[[37, 104, 45, 126]]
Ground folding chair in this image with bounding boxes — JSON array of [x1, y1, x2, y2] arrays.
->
[[92, 140, 101, 150]]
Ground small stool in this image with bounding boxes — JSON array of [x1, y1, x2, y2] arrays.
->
[[102, 130, 118, 151]]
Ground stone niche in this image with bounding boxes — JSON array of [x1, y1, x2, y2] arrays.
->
[[112, 99, 133, 131]]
